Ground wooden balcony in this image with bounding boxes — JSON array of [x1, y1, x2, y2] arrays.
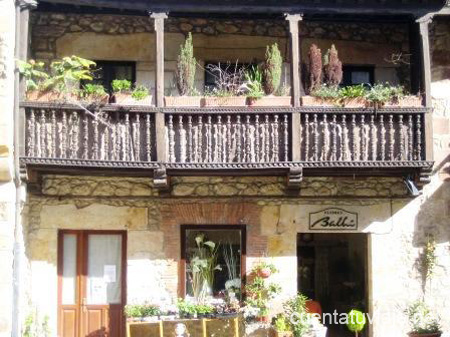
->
[[20, 102, 433, 189]]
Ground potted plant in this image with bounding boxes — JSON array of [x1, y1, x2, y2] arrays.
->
[[176, 299, 198, 319], [203, 62, 247, 107], [365, 83, 394, 108], [347, 309, 366, 337], [273, 315, 293, 337], [125, 304, 161, 322], [303, 83, 340, 106], [17, 59, 49, 101], [385, 85, 422, 107], [244, 66, 265, 106], [79, 83, 109, 104], [283, 293, 310, 337], [405, 301, 441, 337], [112, 80, 152, 105], [252, 261, 277, 279], [338, 84, 368, 107], [165, 33, 201, 107]]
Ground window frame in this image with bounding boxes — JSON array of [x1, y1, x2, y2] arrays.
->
[[179, 224, 247, 299], [342, 64, 375, 87], [92, 60, 137, 92]]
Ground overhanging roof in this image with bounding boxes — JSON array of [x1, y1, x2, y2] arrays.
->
[[38, 0, 447, 16]]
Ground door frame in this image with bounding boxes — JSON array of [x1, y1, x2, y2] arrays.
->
[[57, 230, 127, 337]]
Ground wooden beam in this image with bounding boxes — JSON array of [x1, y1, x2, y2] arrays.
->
[[416, 14, 434, 161], [150, 12, 168, 163]]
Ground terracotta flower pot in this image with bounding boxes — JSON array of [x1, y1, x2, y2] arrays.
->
[[26, 90, 75, 102], [256, 316, 269, 323], [408, 332, 441, 337], [202, 96, 247, 107], [247, 96, 292, 107], [83, 94, 110, 105], [342, 97, 367, 108], [258, 268, 272, 278], [164, 96, 202, 107], [113, 92, 153, 105], [301, 95, 335, 107]]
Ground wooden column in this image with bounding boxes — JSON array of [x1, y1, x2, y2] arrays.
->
[[150, 12, 168, 163], [286, 14, 303, 163], [416, 14, 434, 161]]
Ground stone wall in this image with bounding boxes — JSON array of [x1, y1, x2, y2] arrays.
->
[[22, 173, 450, 337], [0, 1, 15, 336]]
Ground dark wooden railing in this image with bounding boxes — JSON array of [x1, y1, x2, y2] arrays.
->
[[21, 103, 432, 183]]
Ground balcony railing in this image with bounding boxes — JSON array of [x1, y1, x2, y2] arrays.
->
[[20, 102, 433, 187]]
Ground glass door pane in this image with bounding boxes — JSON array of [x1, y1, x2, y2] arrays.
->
[[62, 234, 77, 305], [86, 234, 122, 305]]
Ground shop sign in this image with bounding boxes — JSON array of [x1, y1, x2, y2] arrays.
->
[[309, 208, 358, 230]]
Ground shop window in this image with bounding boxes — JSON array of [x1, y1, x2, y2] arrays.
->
[[342, 65, 374, 86], [181, 225, 246, 301], [91, 60, 136, 92]]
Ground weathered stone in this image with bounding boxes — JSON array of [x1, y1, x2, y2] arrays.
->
[[90, 22, 105, 32], [179, 23, 193, 32]]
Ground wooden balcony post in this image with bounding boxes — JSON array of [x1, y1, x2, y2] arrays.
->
[[416, 14, 434, 161], [286, 14, 303, 162], [150, 12, 168, 164], [285, 13, 303, 108]]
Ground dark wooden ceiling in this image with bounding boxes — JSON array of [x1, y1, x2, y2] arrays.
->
[[38, 0, 447, 17]]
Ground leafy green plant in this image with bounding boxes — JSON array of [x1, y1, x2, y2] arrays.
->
[[283, 293, 310, 337], [275, 83, 291, 97], [347, 309, 366, 337], [339, 84, 367, 99], [405, 301, 441, 334], [273, 314, 291, 332], [365, 83, 394, 106], [23, 312, 50, 337], [312, 83, 340, 100], [252, 261, 278, 275], [195, 304, 214, 315], [177, 298, 198, 317], [423, 234, 437, 281], [17, 59, 49, 92], [131, 85, 150, 101], [80, 83, 107, 101], [46, 55, 96, 93], [111, 79, 132, 93], [124, 304, 161, 318], [263, 43, 283, 95], [244, 66, 264, 99], [245, 274, 281, 318], [176, 32, 197, 96]]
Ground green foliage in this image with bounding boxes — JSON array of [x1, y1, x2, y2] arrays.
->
[[263, 43, 283, 95], [245, 275, 281, 317], [111, 79, 132, 93], [22, 312, 50, 337], [273, 314, 291, 332], [46, 55, 96, 93], [283, 293, 310, 337], [275, 83, 291, 96], [80, 83, 107, 101], [131, 86, 150, 101], [124, 304, 161, 318], [423, 235, 437, 281], [312, 84, 340, 100], [195, 304, 215, 315], [17, 59, 49, 92], [405, 301, 441, 334], [365, 83, 394, 105], [252, 261, 278, 274], [347, 310, 366, 334], [244, 66, 264, 99], [339, 84, 367, 99], [176, 33, 197, 96], [176, 299, 198, 317]]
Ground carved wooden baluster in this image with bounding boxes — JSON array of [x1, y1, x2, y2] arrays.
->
[[71, 111, 79, 159], [370, 114, 376, 161], [82, 113, 88, 160], [273, 115, 279, 162], [416, 115, 422, 160], [360, 115, 367, 161], [93, 112, 100, 160], [135, 113, 141, 161], [352, 114, 358, 161], [178, 115, 186, 163], [207, 115, 212, 162], [217, 115, 223, 162], [146, 114, 151, 161], [341, 115, 347, 161], [331, 114, 337, 161], [245, 115, 251, 162], [313, 114, 319, 161], [49, 110, 56, 158], [103, 116, 110, 161], [236, 115, 242, 162], [399, 114, 404, 160], [260, 115, 265, 163], [408, 115, 413, 161], [39, 109, 46, 158], [188, 115, 193, 162], [60, 110, 68, 159], [27, 109, 36, 157], [255, 115, 260, 162], [226, 115, 232, 162], [304, 114, 309, 161], [283, 114, 289, 162], [125, 113, 131, 161], [264, 114, 269, 162], [389, 114, 395, 161], [198, 115, 203, 162], [380, 115, 386, 161], [321, 114, 329, 161], [116, 112, 122, 161], [168, 114, 175, 162]]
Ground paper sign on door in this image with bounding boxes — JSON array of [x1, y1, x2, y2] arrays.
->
[[104, 265, 116, 283]]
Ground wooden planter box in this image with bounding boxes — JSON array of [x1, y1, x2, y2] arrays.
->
[[81, 94, 110, 105], [301, 95, 336, 107], [386, 96, 423, 107], [202, 96, 247, 107], [247, 96, 292, 107], [113, 93, 153, 105], [164, 96, 202, 107], [341, 97, 367, 108], [26, 91, 77, 102]]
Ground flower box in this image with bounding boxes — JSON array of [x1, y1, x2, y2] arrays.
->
[[113, 93, 153, 105], [341, 97, 367, 108], [301, 95, 336, 107], [202, 96, 247, 107], [386, 95, 423, 107], [26, 91, 77, 102], [247, 96, 292, 107], [164, 96, 202, 107], [408, 333, 441, 337]]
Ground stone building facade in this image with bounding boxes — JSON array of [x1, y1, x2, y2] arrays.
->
[[0, 2, 449, 337]]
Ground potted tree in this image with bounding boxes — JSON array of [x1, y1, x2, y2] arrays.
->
[[79, 83, 109, 104], [405, 301, 441, 337], [165, 33, 201, 107]]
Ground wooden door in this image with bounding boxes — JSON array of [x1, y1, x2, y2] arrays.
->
[[58, 231, 126, 337]]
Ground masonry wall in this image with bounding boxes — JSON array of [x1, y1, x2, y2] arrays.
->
[[0, 1, 15, 336]]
